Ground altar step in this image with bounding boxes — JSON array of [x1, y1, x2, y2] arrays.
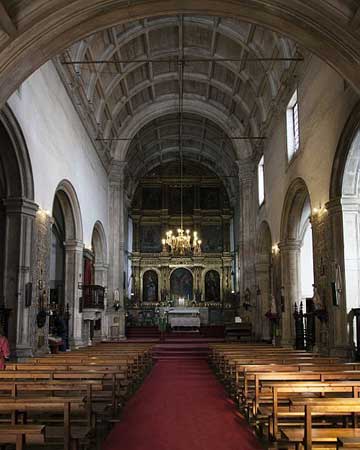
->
[[152, 343, 210, 360], [126, 326, 225, 340], [126, 326, 160, 339]]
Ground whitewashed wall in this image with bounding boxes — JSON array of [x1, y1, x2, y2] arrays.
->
[[8, 61, 109, 250], [258, 56, 359, 243]]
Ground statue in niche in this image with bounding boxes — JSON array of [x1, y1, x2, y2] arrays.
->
[[143, 271, 158, 302], [205, 270, 220, 302], [170, 268, 193, 301]]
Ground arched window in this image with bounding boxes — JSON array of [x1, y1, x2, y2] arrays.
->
[[286, 89, 300, 160], [258, 155, 265, 205]]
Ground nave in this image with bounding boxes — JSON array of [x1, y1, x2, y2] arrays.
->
[[103, 352, 261, 450], [1, 338, 360, 450]]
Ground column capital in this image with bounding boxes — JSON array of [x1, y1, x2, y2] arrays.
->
[[236, 159, 256, 181], [109, 160, 127, 184], [94, 262, 109, 271], [278, 239, 302, 252], [64, 239, 84, 252], [3, 197, 38, 217]]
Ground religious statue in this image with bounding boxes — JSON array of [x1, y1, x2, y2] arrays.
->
[[243, 288, 252, 310], [143, 271, 158, 302], [205, 271, 220, 302], [312, 285, 324, 311], [113, 288, 121, 311]]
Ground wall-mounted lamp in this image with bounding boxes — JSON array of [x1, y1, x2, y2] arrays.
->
[[37, 208, 51, 220], [312, 204, 328, 216], [272, 244, 280, 255], [78, 273, 83, 290]]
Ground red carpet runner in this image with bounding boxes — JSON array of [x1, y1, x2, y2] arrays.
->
[[102, 356, 263, 450]]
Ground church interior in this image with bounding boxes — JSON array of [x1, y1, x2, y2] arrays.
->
[[1, 1, 360, 449]]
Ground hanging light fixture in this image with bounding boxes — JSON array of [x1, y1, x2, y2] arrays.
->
[[161, 16, 201, 256]]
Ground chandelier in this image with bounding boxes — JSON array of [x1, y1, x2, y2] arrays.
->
[[161, 42, 201, 257], [162, 229, 202, 256]]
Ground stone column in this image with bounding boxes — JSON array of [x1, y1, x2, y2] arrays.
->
[[326, 198, 349, 354], [64, 239, 84, 348], [279, 240, 302, 346], [106, 161, 127, 339], [236, 159, 257, 321], [93, 262, 109, 340], [255, 261, 271, 341], [2, 197, 38, 356], [30, 208, 52, 356]]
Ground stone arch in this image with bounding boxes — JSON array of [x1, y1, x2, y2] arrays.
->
[[1, 1, 360, 109], [91, 221, 107, 266], [53, 180, 83, 243], [255, 221, 273, 340], [0, 104, 34, 200], [281, 178, 312, 243], [333, 106, 360, 314], [91, 221, 108, 288], [280, 178, 314, 345], [51, 180, 84, 348], [330, 101, 360, 200], [328, 100, 360, 352], [0, 104, 36, 353]]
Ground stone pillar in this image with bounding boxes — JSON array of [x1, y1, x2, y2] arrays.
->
[[326, 198, 349, 354], [30, 208, 52, 356], [64, 239, 84, 348], [255, 261, 271, 341], [279, 240, 302, 346], [236, 159, 257, 320], [93, 262, 109, 340], [2, 197, 38, 356], [107, 161, 127, 339]]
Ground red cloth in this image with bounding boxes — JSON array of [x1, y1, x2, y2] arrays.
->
[[83, 258, 93, 285], [102, 358, 263, 450], [0, 336, 10, 369]]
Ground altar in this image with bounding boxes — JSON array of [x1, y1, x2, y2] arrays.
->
[[162, 307, 201, 329]]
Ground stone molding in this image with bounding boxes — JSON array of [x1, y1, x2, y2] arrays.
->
[[64, 239, 84, 252], [236, 159, 256, 182], [109, 160, 127, 184], [3, 197, 38, 217]]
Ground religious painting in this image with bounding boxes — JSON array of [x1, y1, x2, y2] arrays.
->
[[170, 268, 193, 300], [168, 187, 194, 214], [142, 187, 162, 210], [140, 225, 162, 253], [200, 187, 220, 210], [201, 225, 223, 253], [142, 270, 158, 302], [205, 270, 220, 302]]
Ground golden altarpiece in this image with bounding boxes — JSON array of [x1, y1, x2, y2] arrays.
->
[[126, 164, 238, 328]]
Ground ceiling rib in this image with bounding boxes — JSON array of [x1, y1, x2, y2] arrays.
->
[[0, 1, 16, 38]]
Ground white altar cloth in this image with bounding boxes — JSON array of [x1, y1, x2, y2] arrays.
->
[[169, 316, 201, 328], [167, 307, 200, 314]]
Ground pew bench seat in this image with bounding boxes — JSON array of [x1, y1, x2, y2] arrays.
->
[[337, 437, 360, 448], [281, 428, 360, 447], [0, 424, 45, 447]]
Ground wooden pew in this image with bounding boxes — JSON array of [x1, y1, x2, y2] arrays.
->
[[0, 396, 87, 450], [280, 399, 360, 450], [266, 382, 360, 438], [0, 424, 45, 450]]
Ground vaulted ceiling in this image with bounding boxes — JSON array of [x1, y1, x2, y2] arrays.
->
[[55, 14, 303, 180]]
